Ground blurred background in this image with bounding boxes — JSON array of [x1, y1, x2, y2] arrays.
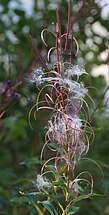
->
[[0, 0, 109, 214]]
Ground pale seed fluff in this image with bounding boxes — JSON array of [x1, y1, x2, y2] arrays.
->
[[36, 174, 51, 190], [75, 141, 87, 161], [47, 114, 82, 145], [64, 64, 87, 78], [63, 79, 88, 98], [28, 68, 44, 86]]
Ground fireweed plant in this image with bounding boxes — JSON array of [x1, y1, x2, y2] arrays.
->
[[23, 2, 104, 215]]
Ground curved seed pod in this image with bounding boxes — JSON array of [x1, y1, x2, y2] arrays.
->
[[41, 29, 56, 47]]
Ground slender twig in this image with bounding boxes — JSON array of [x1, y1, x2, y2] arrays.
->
[[70, 0, 86, 30], [29, 35, 49, 72], [65, 0, 71, 51], [89, 86, 109, 122]]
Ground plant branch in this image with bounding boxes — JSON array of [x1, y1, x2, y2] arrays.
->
[[89, 86, 109, 122]]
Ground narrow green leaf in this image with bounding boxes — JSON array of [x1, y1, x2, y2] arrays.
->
[[19, 157, 40, 166], [35, 205, 43, 215], [65, 206, 79, 215], [20, 191, 46, 201], [11, 196, 30, 204], [76, 193, 104, 202], [38, 200, 58, 215]]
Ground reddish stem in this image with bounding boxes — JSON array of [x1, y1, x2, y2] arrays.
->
[[89, 86, 109, 122], [29, 35, 49, 72], [65, 0, 71, 52], [70, 0, 86, 30], [70, 36, 73, 64], [55, 23, 59, 71], [56, 8, 63, 73]]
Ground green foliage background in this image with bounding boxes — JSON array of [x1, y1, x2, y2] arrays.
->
[[0, 0, 109, 214]]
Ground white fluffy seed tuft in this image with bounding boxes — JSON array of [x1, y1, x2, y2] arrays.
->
[[36, 174, 51, 189]]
